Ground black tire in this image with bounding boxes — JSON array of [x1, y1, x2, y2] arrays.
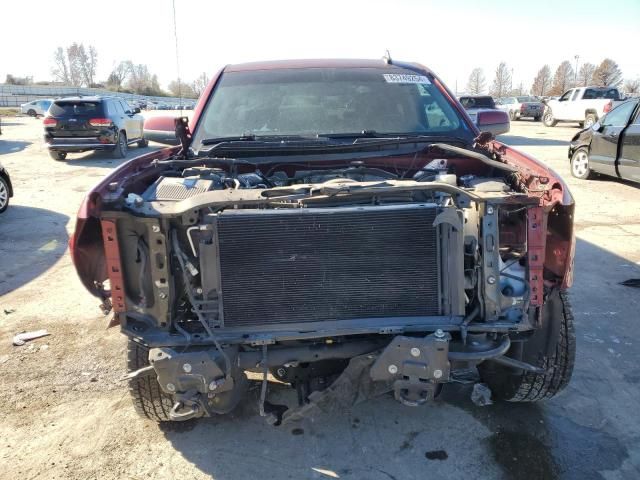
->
[[479, 290, 575, 402], [584, 113, 597, 129], [27, 109, 36, 117], [127, 339, 174, 422], [137, 137, 149, 148], [0, 176, 10, 213], [534, 115, 541, 122], [578, 122, 585, 128], [570, 147, 594, 180], [543, 109, 558, 127], [49, 151, 67, 161], [113, 131, 127, 158]]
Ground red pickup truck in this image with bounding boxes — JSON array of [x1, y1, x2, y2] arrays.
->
[[71, 58, 575, 424]]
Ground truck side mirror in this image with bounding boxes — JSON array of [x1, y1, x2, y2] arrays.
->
[[476, 110, 510, 136]]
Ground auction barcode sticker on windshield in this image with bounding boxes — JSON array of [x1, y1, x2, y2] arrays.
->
[[383, 74, 430, 84]]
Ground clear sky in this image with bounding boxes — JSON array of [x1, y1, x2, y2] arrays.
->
[[2, 0, 638, 92]]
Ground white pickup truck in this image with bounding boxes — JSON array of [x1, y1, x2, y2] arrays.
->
[[543, 86, 623, 128]]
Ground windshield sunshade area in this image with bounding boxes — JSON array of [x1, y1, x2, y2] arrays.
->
[[191, 68, 468, 151]]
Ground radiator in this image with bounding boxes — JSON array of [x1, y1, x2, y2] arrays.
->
[[215, 204, 441, 327]]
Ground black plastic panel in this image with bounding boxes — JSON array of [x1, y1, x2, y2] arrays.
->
[[217, 205, 440, 326]]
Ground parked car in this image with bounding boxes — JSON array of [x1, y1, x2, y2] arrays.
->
[[496, 96, 543, 121], [20, 99, 53, 117], [495, 97, 519, 120], [0, 162, 13, 214], [458, 95, 509, 134], [43, 96, 148, 161], [514, 96, 544, 121], [544, 86, 623, 128], [568, 98, 640, 183], [71, 58, 574, 424]]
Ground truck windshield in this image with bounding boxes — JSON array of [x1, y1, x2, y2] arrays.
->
[[191, 68, 469, 151]]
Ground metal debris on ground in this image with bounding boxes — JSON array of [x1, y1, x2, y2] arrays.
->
[[471, 383, 493, 406], [12, 330, 50, 346], [620, 279, 640, 288]]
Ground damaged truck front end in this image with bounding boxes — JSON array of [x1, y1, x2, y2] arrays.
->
[[71, 60, 575, 423]]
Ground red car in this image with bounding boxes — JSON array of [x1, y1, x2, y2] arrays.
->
[[71, 59, 575, 423]]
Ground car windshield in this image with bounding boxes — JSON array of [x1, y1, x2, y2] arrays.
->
[[49, 101, 102, 116], [501, 98, 515, 104], [191, 67, 468, 151], [517, 96, 532, 102]]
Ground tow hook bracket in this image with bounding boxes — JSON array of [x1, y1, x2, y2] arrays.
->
[[169, 390, 203, 421], [370, 331, 451, 406]]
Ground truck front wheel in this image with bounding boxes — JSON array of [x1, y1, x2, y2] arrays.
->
[[584, 114, 597, 128], [543, 110, 558, 127], [479, 290, 575, 402], [127, 339, 174, 422]]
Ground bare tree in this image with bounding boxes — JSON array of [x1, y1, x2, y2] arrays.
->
[[623, 79, 640, 95], [577, 63, 596, 87], [465, 68, 486, 95], [78, 45, 98, 87], [51, 47, 71, 84], [123, 62, 165, 96], [191, 72, 210, 97], [66, 43, 85, 87], [106, 61, 129, 91], [490, 62, 511, 98], [168, 79, 197, 98], [531, 65, 552, 96], [592, 58, 623, 87], [549, 61, 575, 95]]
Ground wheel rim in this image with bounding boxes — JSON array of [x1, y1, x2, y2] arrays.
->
[[544, 113, 553, 124], [572, 151, 589, 177], [585, 117, 594, 128], [0, 181, 7, 209]]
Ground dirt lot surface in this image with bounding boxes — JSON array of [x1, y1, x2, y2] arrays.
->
[[1, 115, 639, 480]]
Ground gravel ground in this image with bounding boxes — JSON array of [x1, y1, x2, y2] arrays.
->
[[0, 115, 639, 480]]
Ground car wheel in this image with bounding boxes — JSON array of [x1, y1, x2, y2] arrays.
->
[[543, 110, 558, 127], [137, 138, 149, 148], [27, 109, 36, 117], [534, 115, 541, 122], [479, 290, 575, 402], [570, 147, 593, 179], [578, 122, 585, 128], [584, 114, 597, 129], [127, 339, 174, 422], [113, 131, 127, 158], [0, 176, 10, 213], [509, 111, 517, 121], [49, 151, 67, 161]]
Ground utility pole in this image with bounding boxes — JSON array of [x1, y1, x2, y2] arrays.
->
[[574, 55, 579, 87]]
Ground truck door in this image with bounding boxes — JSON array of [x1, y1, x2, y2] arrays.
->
[[618, 102, 640, 182], [590, 100, 637, 177], [554, 90, 573, 120], [568, 88, 582, 121]]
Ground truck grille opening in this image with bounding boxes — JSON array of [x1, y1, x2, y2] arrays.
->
[[215, 204, 441, 327]]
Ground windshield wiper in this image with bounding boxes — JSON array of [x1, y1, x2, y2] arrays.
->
[[201, 134, 330, 146]]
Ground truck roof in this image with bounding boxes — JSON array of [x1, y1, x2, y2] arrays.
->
[[225, 58, 432, 74]]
